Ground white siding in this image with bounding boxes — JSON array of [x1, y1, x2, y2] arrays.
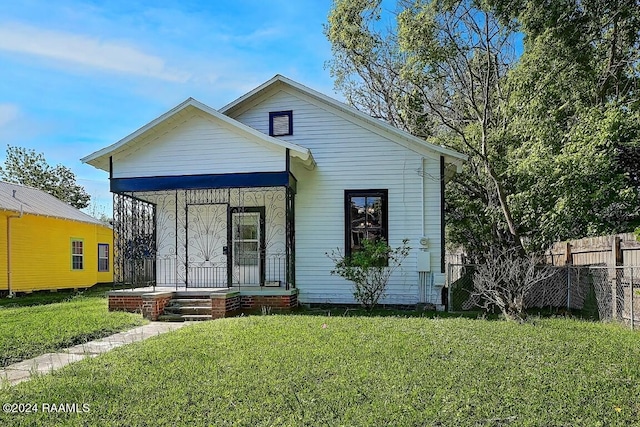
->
[[233, 89, 444, 305], [112, 111, 285, 178]]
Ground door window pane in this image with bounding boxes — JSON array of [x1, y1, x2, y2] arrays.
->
[[233, 213, 260, 266]]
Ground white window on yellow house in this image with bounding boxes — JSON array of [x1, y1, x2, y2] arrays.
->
[[71, 239, 84, 270], [98, 244, 109, 272]]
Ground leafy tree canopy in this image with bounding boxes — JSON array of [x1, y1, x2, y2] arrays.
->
[[326, 0, 640, 259], [0, 145, 91, 209]]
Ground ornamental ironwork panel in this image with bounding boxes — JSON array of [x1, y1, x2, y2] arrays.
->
[[113, 193, 156, 287], [186, 203, 229, 287]]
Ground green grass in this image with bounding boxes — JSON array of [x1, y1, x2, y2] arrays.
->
[[0, 287, 145, 367], [1, 315, 639, 426], [0, 284, 113, 308]]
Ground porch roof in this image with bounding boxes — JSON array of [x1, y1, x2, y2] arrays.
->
[[111, 171, 297, 193], [81, 98, 316, 172]]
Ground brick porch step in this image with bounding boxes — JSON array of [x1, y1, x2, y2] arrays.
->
[[157, 314, 212, 322], [160, 297, 212, 321], [167, 298, 211, 307]]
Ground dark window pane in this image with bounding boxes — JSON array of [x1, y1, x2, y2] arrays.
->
[[234, 216, 258, 240], [72, 241, 83, 255], [234, 242, 259, 266], [72, 255, 83, 270]]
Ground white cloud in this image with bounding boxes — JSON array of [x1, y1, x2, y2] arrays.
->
[[0, 103, 20, 127], [0, 23, 190, 82]]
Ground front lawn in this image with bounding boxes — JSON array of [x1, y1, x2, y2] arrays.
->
[[1, 315, 639, 426], [0, 288, 145, 367]]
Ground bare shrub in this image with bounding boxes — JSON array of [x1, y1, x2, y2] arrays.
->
[[472, 249, 555, 322]]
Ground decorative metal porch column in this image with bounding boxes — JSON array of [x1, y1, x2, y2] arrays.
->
[[113, 192, 157, 288]]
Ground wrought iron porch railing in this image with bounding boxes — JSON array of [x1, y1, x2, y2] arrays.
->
[[116, 255, 288, 290]]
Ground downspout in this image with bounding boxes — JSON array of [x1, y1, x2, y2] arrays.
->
[[6, 196, 23, 297], [440, 156, 445, 274], [420, 158, 425, 237]]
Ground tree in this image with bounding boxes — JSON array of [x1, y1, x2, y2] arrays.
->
[[327, 238, 410, 310], [326, 0, 640, 258], [327, 0, 526, 256], [499, 0, 640, 249], [0, 145, 91, 209]]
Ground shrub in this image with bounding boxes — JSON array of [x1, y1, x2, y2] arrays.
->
[[472, 249, 554, 322], [327, 239, 410, 310]]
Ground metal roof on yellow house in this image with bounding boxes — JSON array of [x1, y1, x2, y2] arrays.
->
[[0, 181, 104, 225]]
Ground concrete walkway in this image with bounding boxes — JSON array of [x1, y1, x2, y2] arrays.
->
[[0, 322, 192, 386]]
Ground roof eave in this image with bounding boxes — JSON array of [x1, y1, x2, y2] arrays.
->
[[82, 96, 315, 172]]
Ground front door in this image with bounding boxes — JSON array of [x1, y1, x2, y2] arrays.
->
[[186, 203, 228, 287], [230, 207, 265, 286]]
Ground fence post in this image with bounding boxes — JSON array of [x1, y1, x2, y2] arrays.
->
[[565, 243, 572, 311], [566, 264, 571, 311], [612, 236, 623, 322], [447, 264, 452, 312], [631, 267, 634, 330], [565, 241, 573, 265]]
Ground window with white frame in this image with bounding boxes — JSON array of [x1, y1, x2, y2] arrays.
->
[[98, 244, 109, 272], [71, 239, 84, 270]]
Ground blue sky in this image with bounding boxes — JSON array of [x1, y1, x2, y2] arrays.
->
[[0, 0, 340, 216]]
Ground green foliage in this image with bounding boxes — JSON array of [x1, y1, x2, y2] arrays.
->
[[2, 316, 640, 425], [0, 291, 144, 367], [509, 105, 640, 249], [0, 145, 91, 209], [327, 239, 410, 309], [326, 0, 640, 258]]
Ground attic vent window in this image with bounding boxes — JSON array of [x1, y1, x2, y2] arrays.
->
[[269, 111, 293, 136]]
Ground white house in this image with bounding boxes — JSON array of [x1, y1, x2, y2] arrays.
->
[[82, 75, 466, 308]]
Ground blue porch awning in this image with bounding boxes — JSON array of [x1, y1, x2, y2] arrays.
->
[[110, 171, 297, 193]]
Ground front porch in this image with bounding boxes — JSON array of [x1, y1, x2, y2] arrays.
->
[[108, 286, 299, 320], [112, 176, 297, 291]]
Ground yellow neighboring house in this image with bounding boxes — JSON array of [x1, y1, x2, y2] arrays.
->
[[0, 181, 113, 294]]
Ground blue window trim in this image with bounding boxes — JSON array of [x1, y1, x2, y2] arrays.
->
[[269, 111, 293, 136]]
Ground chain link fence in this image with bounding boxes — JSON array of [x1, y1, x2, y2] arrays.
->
[[447, 264, 640, 328]]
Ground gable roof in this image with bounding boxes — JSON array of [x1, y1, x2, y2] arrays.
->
[[81, 98, 316, 172], [0, 181, 104, 225], [220, 75, 467, 171]]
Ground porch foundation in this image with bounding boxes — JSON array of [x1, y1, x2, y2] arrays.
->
[[142, 292, 174, 321], [108, 288, 299, 320], [211, 292, 241, 318]]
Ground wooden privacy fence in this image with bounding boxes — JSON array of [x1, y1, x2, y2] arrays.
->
[[546, 232, 640, 267]]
